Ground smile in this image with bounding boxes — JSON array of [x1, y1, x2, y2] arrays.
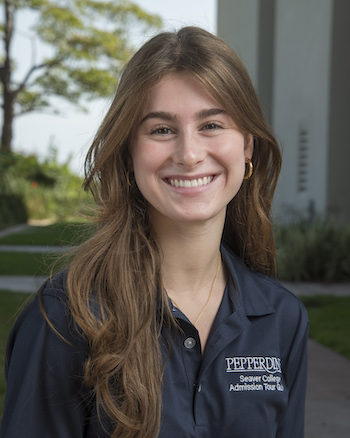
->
[[167, 176, 214, 188]]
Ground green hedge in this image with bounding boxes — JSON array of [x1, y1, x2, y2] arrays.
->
[[276, 220, 350, 282], [0, 194, 28, 230], [0, 148, 93, 225]]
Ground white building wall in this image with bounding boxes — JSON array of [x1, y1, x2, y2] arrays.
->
[[217, 0, 260, 87], [326, 0, 350, 223], [217, 0, 335, 222], [272, 0, 333, 220]]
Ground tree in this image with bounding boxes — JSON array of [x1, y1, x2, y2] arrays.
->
[[0, 0, 162, 151]]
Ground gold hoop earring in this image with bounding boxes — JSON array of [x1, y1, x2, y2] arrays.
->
[[126, 170, 132, 187], [244, 158, 253, 180]]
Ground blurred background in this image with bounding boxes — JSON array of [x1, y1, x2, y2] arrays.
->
[[0, 1, 349, 436], [218, 0, 350, 225]]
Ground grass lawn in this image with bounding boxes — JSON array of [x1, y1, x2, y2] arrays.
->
[[0, 252, 61, 276], [300, 295, 350, 360], [0, 291, 34, 421], [0, 222, 93, 246]]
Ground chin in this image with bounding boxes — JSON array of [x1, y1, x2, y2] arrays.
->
[[173, 209, 225, 224]]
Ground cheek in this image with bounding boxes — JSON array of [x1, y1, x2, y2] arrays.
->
[[132, 140, 168, 178], [132, 156, 148, 188], [131, 145, 159, 193], [219, 141, 246, 174], [235, 154, 246, 178], [131, 141, 147, 175]]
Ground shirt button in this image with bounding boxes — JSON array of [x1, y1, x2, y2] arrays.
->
[[184, 337, 196, 349], [197, 384, 202, 393]]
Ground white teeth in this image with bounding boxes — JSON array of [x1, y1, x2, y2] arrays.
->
[[168, 176, 214, 188]]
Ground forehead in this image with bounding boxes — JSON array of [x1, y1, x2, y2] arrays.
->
[[141, 72, 223, 115]]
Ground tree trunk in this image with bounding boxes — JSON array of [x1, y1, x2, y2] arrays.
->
[[0, 0, 15, 151], [1, 91, 14, 151]]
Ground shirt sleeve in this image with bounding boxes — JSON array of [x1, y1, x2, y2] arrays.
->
[[276, 307, 309, 438], [0, 283, 92, 438]]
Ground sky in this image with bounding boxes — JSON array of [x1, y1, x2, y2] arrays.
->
[[10, 0, 217, 175]]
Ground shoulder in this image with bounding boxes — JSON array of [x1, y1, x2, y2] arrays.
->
[[2, 273, 93, 437], [15, 271, 69, 327], [241, 260, 309, 353], [38, 270, 70, 320], [8, 270, 86, 356], [222, 244, 308, 326], [253, 270, 307, 316], [223, 245, 309, 370]]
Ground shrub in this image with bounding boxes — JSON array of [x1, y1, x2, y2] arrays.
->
[[0, 152, 28, 229], [275, 220, 350, 282], [0, 147, 93, 223], [0, 195, 28, 230]]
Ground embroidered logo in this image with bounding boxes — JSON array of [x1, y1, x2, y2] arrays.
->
[[225, 356, 282, 374], [225, 356, 284, 393]]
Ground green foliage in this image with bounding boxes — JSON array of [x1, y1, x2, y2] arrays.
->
[[16, 90, 50, 115], [0, 151, 28, 228], [2, 0, 162, 116], [276, 220, 350, 282], [0, 147, 93, 224], [301, 295, 350, 360], [0, 0, 162, 151], [0, 195, 27, 229]]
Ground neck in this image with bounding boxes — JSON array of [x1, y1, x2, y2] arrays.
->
[[151, 210, 226, 299]]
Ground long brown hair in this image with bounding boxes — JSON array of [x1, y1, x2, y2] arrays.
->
[[61, 27, 281, 437]]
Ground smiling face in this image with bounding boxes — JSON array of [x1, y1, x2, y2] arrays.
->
[[131, 72, 253, 227]]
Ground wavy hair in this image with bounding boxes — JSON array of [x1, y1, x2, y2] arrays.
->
[[61, 27, 281, 437]]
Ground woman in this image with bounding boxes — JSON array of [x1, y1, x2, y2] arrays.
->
[[0, 27, 308, 438]]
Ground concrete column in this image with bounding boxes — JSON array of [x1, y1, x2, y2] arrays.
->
[[272, 0, 333, 221], [327, 0, 350, 222]]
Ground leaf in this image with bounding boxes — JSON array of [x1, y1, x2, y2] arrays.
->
[[0, 0, 163, 150], [15, 89, 50, 114]]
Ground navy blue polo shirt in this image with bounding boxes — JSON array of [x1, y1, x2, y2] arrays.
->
[[0, 245, 309, 437]]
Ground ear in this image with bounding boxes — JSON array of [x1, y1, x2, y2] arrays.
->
[[244, 134, 254, 159]]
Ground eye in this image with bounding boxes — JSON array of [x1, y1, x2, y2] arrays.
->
[[202, 122, 223, 131], [151, 125, 173, 135]]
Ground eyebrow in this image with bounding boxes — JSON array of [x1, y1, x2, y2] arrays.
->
[[140, 108, 227, 125], [196, 108, 227, 119], [140, 111, 176, 124]]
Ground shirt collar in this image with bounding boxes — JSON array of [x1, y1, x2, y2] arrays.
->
[[221, 244, 275, 317]]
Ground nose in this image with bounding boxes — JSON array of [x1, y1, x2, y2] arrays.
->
[[172, 131, 207, 168]]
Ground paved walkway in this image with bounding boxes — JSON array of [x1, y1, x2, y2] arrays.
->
[[0, 244, 70, 253], [0, 275, 48, 292], [1, 224, 350, 436], [0, 223, 30, 238], [306, 340, 350, 437], [283, 281, 350, 296]]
